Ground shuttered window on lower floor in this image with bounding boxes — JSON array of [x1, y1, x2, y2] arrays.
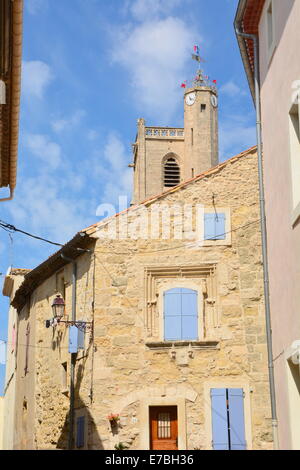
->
[[210, 388, 247, 450]]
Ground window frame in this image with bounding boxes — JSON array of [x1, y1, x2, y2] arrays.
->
[[266, 0, 276, 65], [198, 207, 231, 246], [162, 153, 181, 189], [203, 380, 253, 450], [158, 281, 204, 343], [289, 96, 300, 226]]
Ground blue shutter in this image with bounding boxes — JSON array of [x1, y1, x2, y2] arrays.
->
[[204, 213, 226, 240], [164, 289, 181, 340], [214, 213, 226, 240], [76, 416, 85, 448], [204, 214, 215, 240], [69, 326, 78, 353], [77, 327, 85, 350], [228, 388, 247, 450], [164, 288, 198, 340], [211, 388, 229, 450], [181, 288, 198, 340]]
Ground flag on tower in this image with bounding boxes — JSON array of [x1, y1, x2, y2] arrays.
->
[[194, 45, 199, 55], [192, 54, 201, 62], [213, 79, 217, 85], [181, 82, 186, 88]]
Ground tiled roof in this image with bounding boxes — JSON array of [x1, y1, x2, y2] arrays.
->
[[241, 0, 265, 71]]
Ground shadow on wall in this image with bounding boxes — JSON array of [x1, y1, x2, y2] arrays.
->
[[56, 342, 104, 449]]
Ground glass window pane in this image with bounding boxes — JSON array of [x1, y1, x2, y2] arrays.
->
[[164, 316, 181, 340], [182, 316, 198, 340]]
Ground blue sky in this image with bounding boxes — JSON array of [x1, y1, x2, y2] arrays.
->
[[0, 0, 256, 393]]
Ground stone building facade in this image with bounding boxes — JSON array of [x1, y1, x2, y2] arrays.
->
[[235, 0, 300, 449], [3, 76, 274, 449], [6, 146, 273, 450]]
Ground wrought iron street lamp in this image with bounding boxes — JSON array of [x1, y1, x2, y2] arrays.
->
[[51, 294, 65, 319]]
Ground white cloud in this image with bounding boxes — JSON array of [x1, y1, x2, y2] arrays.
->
[[7, 160, 92, 244], [111, 17, 199, 122], [219, 119, 256, 161], [22, 60, 54, 99], [130, 0, 183, 21], [220, 80, 247, 98], [51, 110, 86, 133], [24, 134, 62, 170], [95, 132, 132, 207]]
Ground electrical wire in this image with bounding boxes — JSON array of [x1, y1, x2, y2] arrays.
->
[[0, 217, 261, 255], [0, 219, 64, 247]]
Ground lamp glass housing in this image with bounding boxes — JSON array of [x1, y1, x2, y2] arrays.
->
[[52, 294, 65, 319]]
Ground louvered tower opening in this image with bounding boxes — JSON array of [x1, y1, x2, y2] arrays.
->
[[164, 158, 180, 187]]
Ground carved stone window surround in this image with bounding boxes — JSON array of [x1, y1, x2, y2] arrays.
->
[[144, 264, 219, 340]]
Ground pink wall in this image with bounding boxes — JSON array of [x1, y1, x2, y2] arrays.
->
[[258, 0, 300, 450]]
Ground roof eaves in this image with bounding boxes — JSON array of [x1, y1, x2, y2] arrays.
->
[[11, 231, 94, 311]]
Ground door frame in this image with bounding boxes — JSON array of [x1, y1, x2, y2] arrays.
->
[[140, 397, 187, 450]]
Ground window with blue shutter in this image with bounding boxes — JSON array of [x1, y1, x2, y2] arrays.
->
[[76, 415, 85, 449], [211, 388, 247, 450], [211, 388, 229, 450], [164, 288, 198, 341], [204, 213, 226, 240], [227, 388, 247, 450]]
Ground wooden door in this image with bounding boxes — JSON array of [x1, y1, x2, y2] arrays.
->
[[149, 406, 178, 450]]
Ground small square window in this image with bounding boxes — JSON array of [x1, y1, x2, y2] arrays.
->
[[204, 213, 226, 240], [199, 208, 231, 246]]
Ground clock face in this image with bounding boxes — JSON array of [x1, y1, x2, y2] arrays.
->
[[211, 94, 218, 108], [185, 92, 196, 106]]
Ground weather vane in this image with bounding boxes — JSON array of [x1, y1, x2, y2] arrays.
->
[[181, 45, 217, 89]]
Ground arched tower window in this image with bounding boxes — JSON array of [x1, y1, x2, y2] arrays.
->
[[163, 157, 180, 187]]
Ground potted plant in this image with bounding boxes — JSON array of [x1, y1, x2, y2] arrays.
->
[[107, 413, 120, 426], [114, 442, 128, 450]]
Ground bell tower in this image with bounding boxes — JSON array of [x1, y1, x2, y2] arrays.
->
[[183, 70, 219, 180], [130, 69, 219, 205]]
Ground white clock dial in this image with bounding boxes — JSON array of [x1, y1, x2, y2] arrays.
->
[[211, 94, 218, 108], [185, 92, 196, 106]]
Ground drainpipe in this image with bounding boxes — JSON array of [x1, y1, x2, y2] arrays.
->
[[235, 28, 279, 450], [61, 253, 77, 450]]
